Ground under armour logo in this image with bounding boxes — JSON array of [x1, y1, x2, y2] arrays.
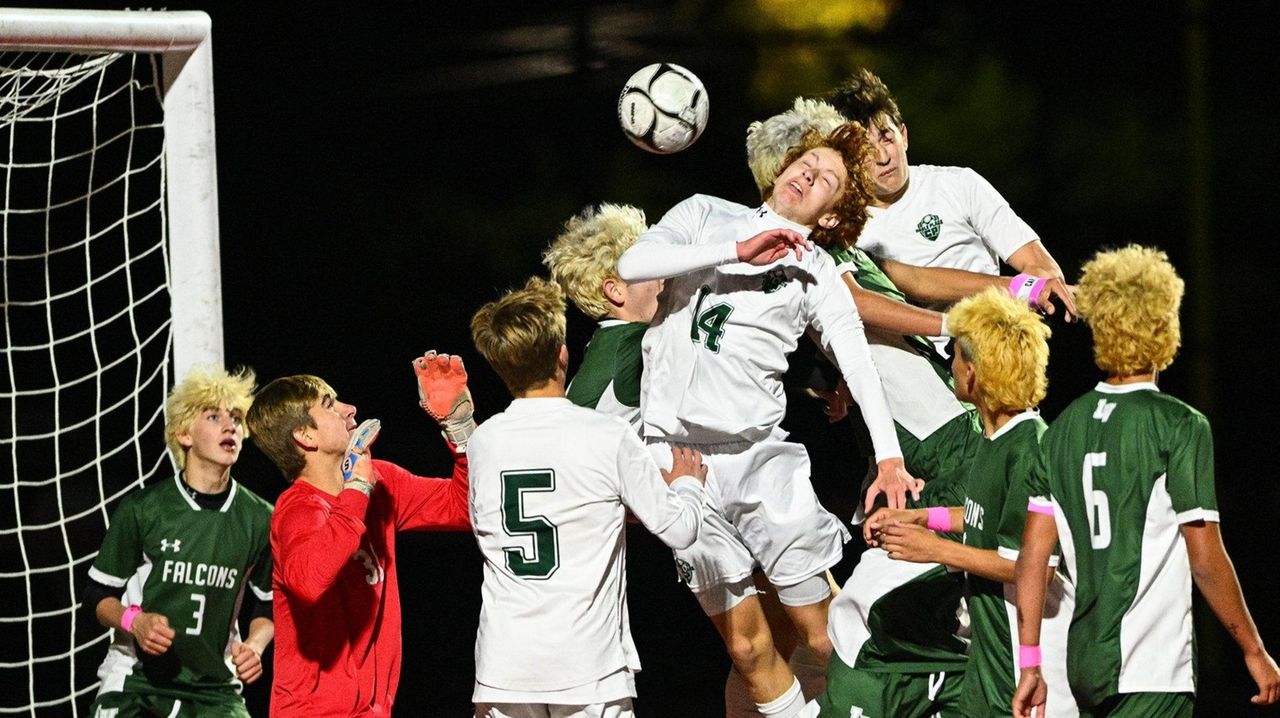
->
[[756, 206, 768, 218], [160, 539, 181, 553]]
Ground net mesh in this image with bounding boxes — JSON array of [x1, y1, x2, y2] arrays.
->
[[1, 50, 172, 716]]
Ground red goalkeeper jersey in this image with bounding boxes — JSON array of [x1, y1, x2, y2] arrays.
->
[[270, 455, 469, 717]]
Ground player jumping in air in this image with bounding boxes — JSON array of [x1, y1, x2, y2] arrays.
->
[[85, 365, 274, 718], [616, 121, 919, 718], [467, 276, 708, 717], [1012, 246, 1280, 717]]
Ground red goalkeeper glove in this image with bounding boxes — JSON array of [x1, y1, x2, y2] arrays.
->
[[413, 350, 476, 449]]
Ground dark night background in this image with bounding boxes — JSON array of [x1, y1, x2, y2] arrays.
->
[[12, 1, 1280, 715]]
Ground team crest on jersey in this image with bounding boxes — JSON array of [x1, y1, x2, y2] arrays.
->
[[916, 213, 942, 241], [675, 558, 695, 584], [761, 267, 789, 293]]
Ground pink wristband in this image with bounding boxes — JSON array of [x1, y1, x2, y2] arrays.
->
[[1009, 273, 1049, 306], [119, 604, 142, 632], [1027, 500, 1054, 516], [925, 507, 951, 532], [1019, 644, 1042, 669]]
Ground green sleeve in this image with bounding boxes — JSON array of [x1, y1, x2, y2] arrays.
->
[[611, 326, 644, 408], [996, 445, 1038, 552], [89, 494, 143, 585], [1167, 411, 1217, 519]]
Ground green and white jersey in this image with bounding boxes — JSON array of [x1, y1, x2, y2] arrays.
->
[[961, 413, 1038, 715], [566, 320, 647, 432], [1030, 382, 1217, 708], [828, 547, 968, 674], [828, 246, 968, 444], [88, 475, 273, 698]]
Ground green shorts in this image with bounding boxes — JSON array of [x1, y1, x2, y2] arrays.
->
[[816, 652, 965, 718], [89, 689, 250, 718], [1081, 692, 1194, 718]]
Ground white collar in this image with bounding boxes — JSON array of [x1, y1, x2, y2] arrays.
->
[[1094, 381, 1160, 394], [988, 409, 1040, 441]]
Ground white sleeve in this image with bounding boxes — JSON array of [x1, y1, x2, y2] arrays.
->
[[616, 196, 738, 282], [615, 430, 704, 549], [806, 256, 903, 462], [962, 168, 1039, 261]]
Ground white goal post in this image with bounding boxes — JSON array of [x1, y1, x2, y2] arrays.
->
[[0, 8, 223, 715], [0, 6, 222, 374]]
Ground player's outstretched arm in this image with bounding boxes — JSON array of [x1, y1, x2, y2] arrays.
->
[[840, 272, 946, 337], [95, 597, 175, 656], [620, 439, 706, 551], [881, 258, 1075, 321], [1012, 510, 1058, 718], [1183, 521, 1280, 706], [414, 350, 476, 449]]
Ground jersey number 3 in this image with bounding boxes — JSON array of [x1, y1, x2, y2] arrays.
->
[[501, 470, 560, 579]]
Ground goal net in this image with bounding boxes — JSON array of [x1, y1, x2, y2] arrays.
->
[[0, 9, 220, 715]]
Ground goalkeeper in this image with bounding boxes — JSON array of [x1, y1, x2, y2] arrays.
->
[[246, 353, 474, 717], [84, 365, 274, 718]]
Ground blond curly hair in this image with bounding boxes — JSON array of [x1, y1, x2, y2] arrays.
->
[[947, 287, 1051, 414], [542, 204, 647, 320], [746, 97, 849, 195], [1076, 245, 1183, 376], [471, 276, 567, 395], [165, 365, 256, 470]]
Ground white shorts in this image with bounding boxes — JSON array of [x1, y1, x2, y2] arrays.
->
[[474, 700, 634, 718], [647, 437, 849, 599]]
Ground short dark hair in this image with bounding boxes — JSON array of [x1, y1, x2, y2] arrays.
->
[[827, 67, 903, 130]]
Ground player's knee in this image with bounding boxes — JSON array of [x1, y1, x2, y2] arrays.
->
[[724, 625, 776, 672], [799, 629, 832, 661]]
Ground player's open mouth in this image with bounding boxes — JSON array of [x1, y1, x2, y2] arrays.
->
[[220, 439, 238, 450], [788, 180, 804, 197]]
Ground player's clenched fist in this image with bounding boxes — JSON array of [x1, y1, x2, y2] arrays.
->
[[413, 350, 476, 448], [231, 641, 264, 684], [130, 611, 175, 656], [661, 446, 707, 485]]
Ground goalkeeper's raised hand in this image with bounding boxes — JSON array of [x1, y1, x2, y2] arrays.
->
[[341, 418, 381, 496], [414, 350, 476, 449]]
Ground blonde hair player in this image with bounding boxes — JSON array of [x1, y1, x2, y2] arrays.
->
[[857, 288, 1077, 718], [1012, 246, 1280, 717], [85, 366, 274, 718]]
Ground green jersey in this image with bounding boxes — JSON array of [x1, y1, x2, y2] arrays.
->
[[961, 412, 1046, 717], [566, 320, 647, 432], [1030, 382, 1217, 708], [88, 474, 273, 699]]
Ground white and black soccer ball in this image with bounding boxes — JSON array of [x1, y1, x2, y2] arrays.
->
[[617, 63, 709, 154]]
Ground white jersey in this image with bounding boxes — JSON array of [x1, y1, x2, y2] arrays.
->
[[468, 397, 704, 695], [858, 165, 1038, 278], [617, 194, 901, 462]]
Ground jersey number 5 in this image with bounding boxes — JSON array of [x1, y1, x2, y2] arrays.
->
[[690, 286, 732, 353], [501, 470, 560, 579], [1081, 452, 1112, 550]]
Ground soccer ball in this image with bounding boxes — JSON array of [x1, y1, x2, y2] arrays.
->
[[618, 63, 709, 154]]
